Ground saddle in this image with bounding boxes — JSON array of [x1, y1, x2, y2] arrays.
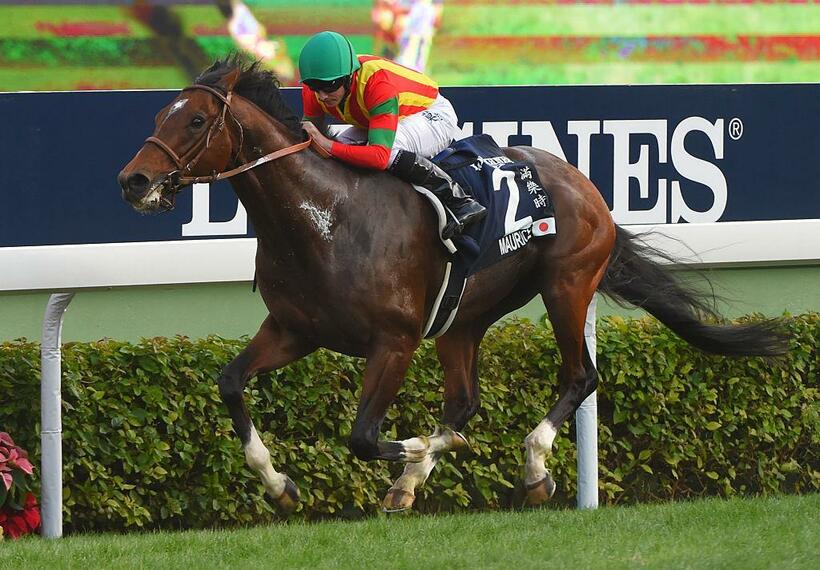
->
[[415, 134, 556, 338]]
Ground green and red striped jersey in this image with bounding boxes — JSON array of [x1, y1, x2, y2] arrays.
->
[[302, 55, 439, 170]]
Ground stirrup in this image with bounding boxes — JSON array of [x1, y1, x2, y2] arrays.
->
[[442, 205, 485, 240], [459, 205, 487, 227], [441, 219, 463, 241]]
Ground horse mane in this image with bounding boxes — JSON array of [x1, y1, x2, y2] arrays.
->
[[195, 55, 306, 141]]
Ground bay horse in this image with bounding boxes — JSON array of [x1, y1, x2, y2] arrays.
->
[[118, 59, 788, 514]]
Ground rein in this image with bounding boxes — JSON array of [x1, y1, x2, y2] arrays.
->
[[144, 84, 314, 190], [176, 138, 312, 186]]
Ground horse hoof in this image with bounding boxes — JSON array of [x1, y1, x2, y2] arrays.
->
[[276, 475, 300, 515], [449, 429, 472, 456], [525, 474, 556, 507], [382, 488, 415, 513]]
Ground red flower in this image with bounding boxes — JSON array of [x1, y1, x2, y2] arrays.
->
[[24, 493, 37, 509], [13, 455, 34, 476], [0, 509, 24, 539], [0, 432, 40, 538], [0, 433, 34, 477], [0, 494, 41, 539], [0, 511, 13, 538], [22, 494, 41, 532]]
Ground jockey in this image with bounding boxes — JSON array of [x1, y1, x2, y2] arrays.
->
[[298, 30, 486, 240]]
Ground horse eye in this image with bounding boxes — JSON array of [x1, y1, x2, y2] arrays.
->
[[190, 116, 206, 129]]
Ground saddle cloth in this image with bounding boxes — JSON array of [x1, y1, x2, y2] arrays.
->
[[416, 134, 556, 338]]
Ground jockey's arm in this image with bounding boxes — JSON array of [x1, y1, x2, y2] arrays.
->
[[329, 96, 398, 170], [330, 75, 400, 170]]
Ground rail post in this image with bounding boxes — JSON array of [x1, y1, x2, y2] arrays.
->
[[576, 295, 599, 509], [40, 292, 74, 538]]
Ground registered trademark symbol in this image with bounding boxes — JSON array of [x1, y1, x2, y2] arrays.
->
[[728, 118, 743, 140]]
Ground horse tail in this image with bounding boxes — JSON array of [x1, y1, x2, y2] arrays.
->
[[597, 225, 789, 357]]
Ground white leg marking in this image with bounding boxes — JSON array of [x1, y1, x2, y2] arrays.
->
[[390, 427, 468, 494], [397, 435, 431, 462], [244, 425, 286, 498], [524, 420, 557, 485], [393, 454, 439, 494], [397, 427, 463, 463]]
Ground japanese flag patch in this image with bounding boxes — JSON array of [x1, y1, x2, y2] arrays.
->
[[531, 217, 557, 237]]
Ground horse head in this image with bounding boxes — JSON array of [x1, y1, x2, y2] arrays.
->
[[118, 66, 243, 212]]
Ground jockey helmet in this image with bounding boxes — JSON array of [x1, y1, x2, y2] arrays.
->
[[299, 31, 361, 86]]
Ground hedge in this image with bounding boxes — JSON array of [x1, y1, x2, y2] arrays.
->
[[0, 313, 816, 532]]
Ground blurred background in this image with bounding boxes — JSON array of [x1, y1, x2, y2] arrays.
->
[[0, 0, 816, 92]]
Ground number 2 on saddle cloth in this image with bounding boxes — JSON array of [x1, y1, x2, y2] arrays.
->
[[420, 133, 557, 338]]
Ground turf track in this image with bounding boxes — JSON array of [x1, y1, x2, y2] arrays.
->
[[3, 494, 818, 569], [0, 1, 816, 90]]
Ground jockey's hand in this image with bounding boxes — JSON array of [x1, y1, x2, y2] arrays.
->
[[302, 121, 333, 155]]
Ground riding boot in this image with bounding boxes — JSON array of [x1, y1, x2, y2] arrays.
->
[[390, 150, 487, 240]]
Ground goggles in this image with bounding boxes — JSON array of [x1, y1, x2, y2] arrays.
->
[[303, 76, 348, 93]]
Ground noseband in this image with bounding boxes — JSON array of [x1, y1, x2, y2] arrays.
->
[[144, 84, 312, 192]]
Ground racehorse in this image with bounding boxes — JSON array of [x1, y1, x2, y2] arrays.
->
[[118, 58, 788, 514]]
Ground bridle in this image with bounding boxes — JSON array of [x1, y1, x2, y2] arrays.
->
[[144, 84, 313, 208]]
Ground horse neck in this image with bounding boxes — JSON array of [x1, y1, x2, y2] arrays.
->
[[228, 97, 349, 259]]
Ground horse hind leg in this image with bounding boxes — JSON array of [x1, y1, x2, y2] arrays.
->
[[382, 326, 482, 512], [217, 315, 314, 514], [524, 274, 600, 507]]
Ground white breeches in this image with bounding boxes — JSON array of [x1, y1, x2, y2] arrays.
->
[[330, 94, 462, 163]]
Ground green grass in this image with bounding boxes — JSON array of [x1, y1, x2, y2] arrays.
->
[[441, 5, 820, 36], [430, 61, 820, 87], [0, 66, 190, 92], [0, 5, 371, 39], [0, 3, 816, 90], [4, 494, 818, 569]]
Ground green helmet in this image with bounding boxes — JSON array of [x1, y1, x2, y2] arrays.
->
[[298, 31, 361, 82]]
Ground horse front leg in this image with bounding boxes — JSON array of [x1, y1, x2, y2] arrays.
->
[[349, 337, 423, 462], [382, 326, 481, 512], [217, 315, 315, 514]]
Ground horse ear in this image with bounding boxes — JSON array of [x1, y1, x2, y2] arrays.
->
[[220, 67, 242, 94]]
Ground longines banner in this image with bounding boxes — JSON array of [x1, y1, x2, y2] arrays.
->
[[1, 84, 818, 290]]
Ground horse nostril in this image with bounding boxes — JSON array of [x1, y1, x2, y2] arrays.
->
[[126, 172, 151, 195], [117, 170, 128, 191]]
